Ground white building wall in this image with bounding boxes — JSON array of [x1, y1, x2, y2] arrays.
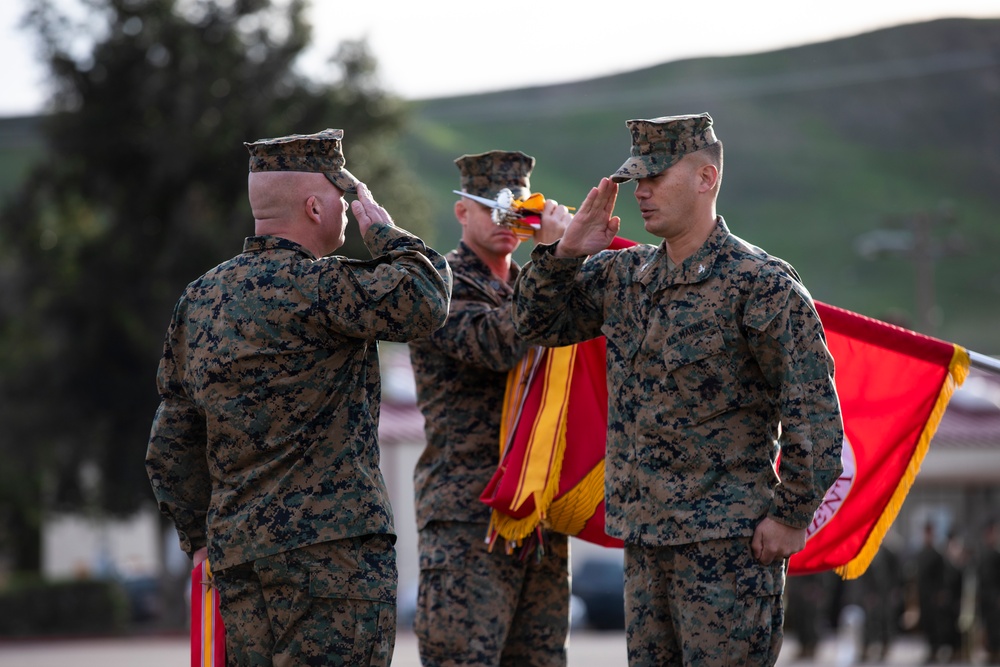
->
[[41, 506, 164, 580]]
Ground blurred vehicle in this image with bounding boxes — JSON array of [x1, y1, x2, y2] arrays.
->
[[397, 580, 418, 631], [396, 580, 587, 631], [121, 575, 163, 623], [572, 557, 625, 630]]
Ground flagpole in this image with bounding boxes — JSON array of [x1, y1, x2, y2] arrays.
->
[[969, 350, 1000, 375]]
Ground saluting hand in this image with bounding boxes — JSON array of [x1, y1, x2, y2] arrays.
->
[[350, 182, 395, 236], [554, 178, 620, 258]]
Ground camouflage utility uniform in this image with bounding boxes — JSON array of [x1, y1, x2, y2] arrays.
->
[[512, 217, 843, 665], [409, 240, 570, 667], [147, 179, 452, 664]]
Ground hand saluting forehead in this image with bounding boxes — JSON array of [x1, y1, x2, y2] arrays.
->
[[350, 182, 395, 234]]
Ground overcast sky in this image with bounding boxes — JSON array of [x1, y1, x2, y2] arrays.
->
[[2, 0, 998, 117]]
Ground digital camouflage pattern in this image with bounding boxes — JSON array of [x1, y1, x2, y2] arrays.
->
[[610, 113, 718, 183], [511, 217, 844, 545], [214, 536, 397, 666], [245, 128, 360, 194], [454, 150, 535, 200], [409, 242, 531, 527], [624, 538, 784, 666], [407, 221, 570, 660], [414, 522, 569, 667], [409, 152, 539, 516], [146, 220, 452, 572]]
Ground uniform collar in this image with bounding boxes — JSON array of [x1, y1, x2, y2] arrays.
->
[[242, 235, 317, 260], [454, 241, 519, 285], [637, 216, 730, 288]]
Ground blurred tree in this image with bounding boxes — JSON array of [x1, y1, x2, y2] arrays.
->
[[0, 0, 431, 573]]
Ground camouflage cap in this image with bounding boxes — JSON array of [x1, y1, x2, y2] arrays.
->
[[244, 128, 359, 194], [454, 150, 535, 200], [610, 113, 718, 183]]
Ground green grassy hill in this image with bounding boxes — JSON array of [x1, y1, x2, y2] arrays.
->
[[399, 17, 1000, 353], [2, 18, 997, 352]]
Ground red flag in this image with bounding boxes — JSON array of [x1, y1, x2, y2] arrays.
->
[[481, 338, 623, 548], [788, 302, 968, 578], [191, 560, 226, 667], [483, 237, 970, 577], [480, 238, 637, 550]]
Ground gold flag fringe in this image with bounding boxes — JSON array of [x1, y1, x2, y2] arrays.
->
[[546, 461, 607, 536], [835, 344, 970, 579], [488, 346, 577, 549]]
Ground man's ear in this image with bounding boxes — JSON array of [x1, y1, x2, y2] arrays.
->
[[454, 199, 470, 227], [698, 164, 720, 193], [305, 195, 321, 224]]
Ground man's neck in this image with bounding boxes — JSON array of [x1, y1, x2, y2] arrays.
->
[[469, 245, 512, 282], [255, 222, 325, 258], [483, 255, 513, 282], [664, 214, 718, 267]]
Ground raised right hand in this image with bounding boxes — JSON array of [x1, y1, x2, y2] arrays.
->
[[350, 182, 395, 236], [554, 178, 620, 258]]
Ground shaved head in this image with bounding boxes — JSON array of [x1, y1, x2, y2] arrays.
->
[[248, 171, 332, 225], [247, 170, 348, 257]]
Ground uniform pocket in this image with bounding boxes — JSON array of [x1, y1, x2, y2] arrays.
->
[[725, 555, 784, 667], [307, 568, 397, 666], [663, 320, 747, 424], [310, 567, 396, 604], [343, 260, 407, 303]]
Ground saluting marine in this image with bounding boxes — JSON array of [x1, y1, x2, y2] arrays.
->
[[511, 113, 844, 666], [146, 128, 452, 666]]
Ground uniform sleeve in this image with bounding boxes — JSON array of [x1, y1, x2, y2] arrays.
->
[[425, 296, 531, 373], [145, 313, 212, 558], [511, 241, 608, 347], [743, 267, 844, 529], [322, 222, 453, 342]]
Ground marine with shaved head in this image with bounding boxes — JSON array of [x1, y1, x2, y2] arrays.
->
[[146, 129, 452, 666]]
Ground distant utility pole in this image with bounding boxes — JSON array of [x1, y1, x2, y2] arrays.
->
[[854, 204, 964, 335]]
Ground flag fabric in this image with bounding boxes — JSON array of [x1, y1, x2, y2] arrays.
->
[[479, 237, 636, 551], [481, 237, 969, 577], [191, 560, 226, 667], [480, 337, 623, 549], [789, 301, 968, 578]]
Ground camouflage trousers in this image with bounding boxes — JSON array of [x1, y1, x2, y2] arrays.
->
[[415, 521, 570, 667], [623, 538, 785, 666], [213, 535, 397, 667]]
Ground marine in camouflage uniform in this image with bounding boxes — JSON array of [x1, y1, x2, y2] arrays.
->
[[408, 151, 573, 667], [511, 114, 844, 666], [978, 519, 1000, 663], [146, 129, 452, 666]]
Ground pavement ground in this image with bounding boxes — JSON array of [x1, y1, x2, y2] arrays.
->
[[0, 630, 963, 667]]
